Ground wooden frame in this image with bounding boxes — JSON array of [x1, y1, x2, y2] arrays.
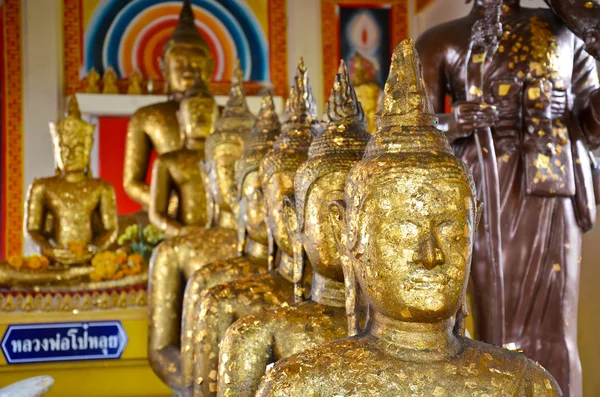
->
[[1, 0, 24, 259], [321, 0, 409, 99], [63, 0, 288, 97]]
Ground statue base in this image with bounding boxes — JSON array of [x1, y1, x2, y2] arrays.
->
[[0, 288, 171, 397]]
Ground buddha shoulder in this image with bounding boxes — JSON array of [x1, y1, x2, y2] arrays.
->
[[129, 100, 179, 127]]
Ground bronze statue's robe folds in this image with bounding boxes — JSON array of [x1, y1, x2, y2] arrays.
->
[[188, 59, 318, 397], [416, 2, 600, 394], [257, 38, 561, 397], [216, 61, 370, 397], [179, 91, 280, 392]]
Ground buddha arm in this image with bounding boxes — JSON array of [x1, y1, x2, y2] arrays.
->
[[149, 158, 182, 237], [24, 180, 52, 253], [218, 313, 273, 397], [147, 240, 184, 390], [91, 184, 118, 251], [193, 287, 236, 397], [123, 111, 152, 208]]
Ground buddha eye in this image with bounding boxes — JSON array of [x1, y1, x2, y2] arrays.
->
[[438, 220, 464, 241]]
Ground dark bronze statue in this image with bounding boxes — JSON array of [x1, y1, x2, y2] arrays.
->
[[416, 1, 600, 395]]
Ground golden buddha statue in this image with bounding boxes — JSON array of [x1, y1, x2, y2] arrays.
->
[[24, 96, 117, 265], [349, 52, 381, 134], [216, 60, 370, 397], [127, 70, 144, 95], [123, 0, 213, 209], [188, 59, 319, 397], [147, 62, 255, 391], [102, 67, 120, 94], [148, 74, 218, 237], [256, 40, 562, 397], [85, 68, 101, 94], [179, 90, 281, 393]]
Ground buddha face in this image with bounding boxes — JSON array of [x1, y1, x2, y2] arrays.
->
[[241, 171, 268, 245], [179, 97, 217, 140], [50, 123, 93, 173], [207, 143, 243, 212], [302, 172, 346, 281], [346, 176, 475, 322], [264, 171, 295, 255], [163, 46, 212, 93]]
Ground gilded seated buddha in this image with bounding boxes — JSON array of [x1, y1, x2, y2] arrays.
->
[[124, 0, 214, 211], [179, 90, 280, 392], [256, 40, 562, 397], [147, 63, 255, 391], [0, 97, 118, 287], [188, 59, 318, 397], [216, 60, 371, 397], [149, 74, 218, 237]]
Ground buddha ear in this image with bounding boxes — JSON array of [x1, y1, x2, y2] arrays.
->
[[283, 195, 306, 302], [282, 195, 299, 241], [475, 200, 484, 230], [328, 200, 347, 257]]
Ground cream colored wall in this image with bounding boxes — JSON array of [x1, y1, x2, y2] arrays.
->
[[17, 1, 600, 395]]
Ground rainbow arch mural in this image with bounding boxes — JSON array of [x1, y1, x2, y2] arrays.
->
[[63, 0, 288, 95]]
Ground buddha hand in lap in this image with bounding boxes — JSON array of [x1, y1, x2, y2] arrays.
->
[[147, 62, 255, 392], [188, 59, 318, 397], [256, 39, 561, 397], [216, 60, 370, 397]]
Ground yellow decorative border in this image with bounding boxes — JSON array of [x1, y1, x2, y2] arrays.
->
[[321, 0, 409, 100], [0, 287, 147, 313], [63, 0, 289, 97], [2, 0, 24, 259]]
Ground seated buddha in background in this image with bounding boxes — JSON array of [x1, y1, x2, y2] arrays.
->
[[179, 90, 281, 392], [149, 75, 218, 237], [188, 59, 318, 397], [22, 97, 117, 268], [216, 60, 371, 397], [349, 52, 381, 134], [147, 63, 255, 392], [256, 40, 562, 397], [123, 0, 213, 211]]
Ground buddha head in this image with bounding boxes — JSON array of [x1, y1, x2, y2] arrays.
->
[[260, 58, 318, 267], [49, 96, 95, 174], [205, 61, 255, 215], [235, 90, 281, 252], [161, 0, 214, 94], [330, 40, 479, 329], [178, 73, 218, 142], [284, 60, 370, 301]]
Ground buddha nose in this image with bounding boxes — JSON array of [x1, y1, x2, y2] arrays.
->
[[413, 233, 445, 270]]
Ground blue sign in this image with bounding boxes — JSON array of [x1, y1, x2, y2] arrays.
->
[[1, 321, 128, 364]]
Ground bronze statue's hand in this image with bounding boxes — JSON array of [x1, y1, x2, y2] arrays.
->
[[452, 101, 499, 136], [583, 26, 600, 59]]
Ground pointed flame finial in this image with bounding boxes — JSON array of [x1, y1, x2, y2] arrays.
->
[[376, 39, 438, 129], [163, 0, 210, 56], [66, 96, 81, 119], [286, 58, 318, 123], [323, 60, 366, 125]]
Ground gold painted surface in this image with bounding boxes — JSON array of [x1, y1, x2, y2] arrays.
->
[[349, 52, 381, 134], [189, 59, 319, 397], [256, 39, 561, 397], [179, 91, 281, 392], [20, 96, 117, 271], [123, 0, 213, 209], [147, 58, 255, 391], [216, 60, 370, 397], [148, 75, 218, 238]]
